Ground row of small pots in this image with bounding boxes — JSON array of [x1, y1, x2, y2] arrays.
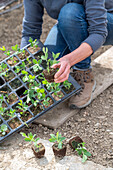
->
[[32, 136, 83, 158]]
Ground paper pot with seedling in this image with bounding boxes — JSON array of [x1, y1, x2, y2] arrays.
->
[[69, 136, 83, 150], [20, 132, 45, 158], [49, 132, 66, 157], [75, 142, 91, 163], [69, 136, 91, 163], [42, 47, 60, 82]]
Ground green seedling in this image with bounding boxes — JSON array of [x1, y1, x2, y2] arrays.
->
[[63, 80, 72, 90], [24, 84, 45, 106], [20, 132, 40, 150], [41, 47, 55, 73], [21, 71, 35, 83], [41, 47, 60, 73], [42, 79, 61, 94], [33, 59, 42, 72], [0, 46, 11, 56], [0, 63, 8, 76], [41, 47, 50, 72], [5, 50, 11, 56], [12, 44, 26, 57], [42, 97, 50, 107], [10, 56, 17, 64], [0, 124, 8, 136], [21, 49, 26, 56], [73, 142, 91, 163], [29, 37, 38, 49], [16, 100, 28, 114], [0, 94, 6, 116], [51, 52, 60, 65], [26, 57, 32, 65], [7, 109, 16, 118], [49, 132, 65, 149], [11, 44, 21, 55], [15, 61, 26, 74], [0, 46, 6, 52]]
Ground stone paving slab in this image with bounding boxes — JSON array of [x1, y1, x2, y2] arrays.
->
[[34, 46, 113, 129], [0, 134, 113, 170]]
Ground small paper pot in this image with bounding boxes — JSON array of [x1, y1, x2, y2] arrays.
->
[[32, 143, 45, 158], [52, 143, 67, 158], [69, 136, 83, 150], [43, 68, 57, 83]]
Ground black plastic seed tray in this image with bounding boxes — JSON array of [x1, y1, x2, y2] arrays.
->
[[0, 42, 81, 143]]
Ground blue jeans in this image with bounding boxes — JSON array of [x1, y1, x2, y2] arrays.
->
[[44, 3, 113, 69]]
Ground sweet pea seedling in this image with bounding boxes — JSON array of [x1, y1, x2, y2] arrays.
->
[[0, 124, 8, 136], [49, 132, 65, 149], [16, 100, 28, 114], [20, 132, 40, 150], [74, 142, 91, 163]]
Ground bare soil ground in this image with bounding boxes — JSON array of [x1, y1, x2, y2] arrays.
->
[[0, 5, 113, 168]]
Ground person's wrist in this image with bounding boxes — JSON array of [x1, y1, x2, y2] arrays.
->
[[62, 54, 74, 68]]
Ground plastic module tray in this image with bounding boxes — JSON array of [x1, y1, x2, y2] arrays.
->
[[0, 42, 81, 143]]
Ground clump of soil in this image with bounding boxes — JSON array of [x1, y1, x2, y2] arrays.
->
[[43, 68, 57, 83]]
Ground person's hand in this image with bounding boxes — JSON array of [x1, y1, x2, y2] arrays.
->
[[51, 57, 71, 83]]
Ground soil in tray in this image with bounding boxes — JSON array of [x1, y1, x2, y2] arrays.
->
[[8, 117, 21, 129], [0, 119, 3, 125], [19, 74, 24, 82], [13, 63, 23, 75], [3, 70, 15, 82], [0, 77, 5, 86], [9, 78, 22, 89], [24, 57, 34, 68], [28, 46, 41, 54], [52, 91, 64, 101], [0, 62, 9, 74], [34, 51, 44, 60], [2, 109, 11, 121], [30, 105, 44, 116], [0, 85, 11, 94], [6, 93, 18, 105], [30, 67, 42, 76], [43, 68, 58, 83], [2, 101, 7, 108], [7, 56, 19, 66], [0, 127, 10, 137], [41, 97, 54, 108], [62, 85, 75, 94], [17, 50, 29, 60], [16, 86, 27, 98], [20, 111, 32, 122]]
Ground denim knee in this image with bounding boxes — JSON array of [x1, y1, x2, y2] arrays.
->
[[58, 3, 85, 26]]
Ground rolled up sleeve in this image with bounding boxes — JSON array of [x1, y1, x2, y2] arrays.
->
[[83, 0, 108, 52]]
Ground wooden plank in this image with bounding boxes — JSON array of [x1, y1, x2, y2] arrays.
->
[[34, 46, 113, 129]]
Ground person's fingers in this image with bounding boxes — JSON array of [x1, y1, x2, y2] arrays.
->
[[54, 62, 67, 79], [51, 63, 61, 69], [55, 65, 70, 83], [55, 73, 69, 83]]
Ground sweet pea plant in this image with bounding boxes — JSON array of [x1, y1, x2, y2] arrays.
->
[[0, 124, 8, 136], [49, 132, 65, 149], [41, 47, 60, 73], [72, 141, 91, 163], [20, 132, 41, 150]]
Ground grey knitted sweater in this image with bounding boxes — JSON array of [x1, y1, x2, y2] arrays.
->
[[22, 0, 113, 52]]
